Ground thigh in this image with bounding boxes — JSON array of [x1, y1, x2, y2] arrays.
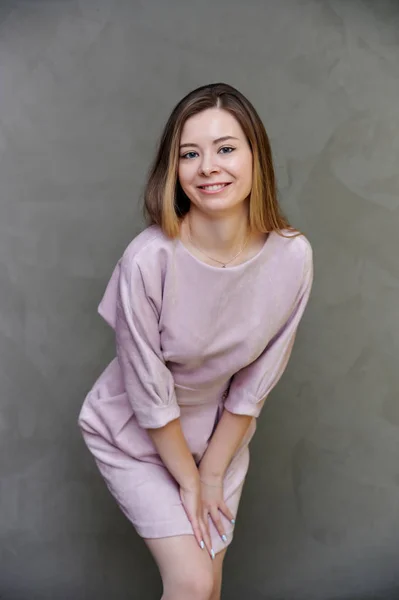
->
[[210, 548, 228, 600], [144, 534, 215, 599]]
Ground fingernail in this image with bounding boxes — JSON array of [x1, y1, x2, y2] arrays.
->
[[211, 548, 215, 560], [222, 534, 227, 543], [231, 519, 236, 525], [200, 540, 205, 549]]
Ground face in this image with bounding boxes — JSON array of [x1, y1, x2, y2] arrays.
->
[[178, 108, 253, 217]]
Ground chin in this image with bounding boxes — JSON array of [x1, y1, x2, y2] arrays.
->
[[204, 203, 243, 217], [186, 190, 247, 215]]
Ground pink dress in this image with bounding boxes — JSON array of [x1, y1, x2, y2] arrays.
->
[[78, 225, 313, 554]]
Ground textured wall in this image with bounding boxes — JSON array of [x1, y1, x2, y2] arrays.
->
[[1, 1, 399, 598]]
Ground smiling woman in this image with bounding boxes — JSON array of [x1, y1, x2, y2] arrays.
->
[[177, 108, 256, 267], [78, 83, 313, 600], [179, 114, 252, 210], [144, 84, 295, 241]]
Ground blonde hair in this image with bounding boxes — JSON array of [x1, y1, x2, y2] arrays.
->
[[143, 83, 300, 239]]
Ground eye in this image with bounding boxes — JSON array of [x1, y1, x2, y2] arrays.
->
[[219, 146, 235, 154], [180, 151, 198, 159]]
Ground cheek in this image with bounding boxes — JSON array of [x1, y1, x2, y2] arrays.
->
[[178, 164, 195, 188], [177, 165, 185, 186], [233, 158, 253, 186]]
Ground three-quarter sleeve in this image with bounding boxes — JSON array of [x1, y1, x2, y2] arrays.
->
[[115, 255, 180, 429], [224, 245, 313, 419]]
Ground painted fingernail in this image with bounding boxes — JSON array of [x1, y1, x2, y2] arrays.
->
[[200, 540, 205, 549], [211, 548, 215, 560], [231, 519, 236, 525], [222, 534, 227, 543]]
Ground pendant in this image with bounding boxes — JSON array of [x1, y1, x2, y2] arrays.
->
[[222, 264, 226, 268]]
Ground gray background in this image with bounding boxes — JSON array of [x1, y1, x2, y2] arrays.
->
[[1, 0, 398, 598]]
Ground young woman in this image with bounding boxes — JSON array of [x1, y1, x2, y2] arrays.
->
[[78, 82, 313, 600]]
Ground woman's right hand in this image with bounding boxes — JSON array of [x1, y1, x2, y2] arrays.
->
[[179, 483, 214, 559]]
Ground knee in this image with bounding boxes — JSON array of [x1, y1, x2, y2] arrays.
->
[[166, 567, 214, 600]]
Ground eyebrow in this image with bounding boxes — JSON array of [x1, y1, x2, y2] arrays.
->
[[179, 135, 239, 149]]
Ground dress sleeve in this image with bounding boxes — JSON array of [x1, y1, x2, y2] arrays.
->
[[115, 255, 180, 429], [224, 244, 313, 419]]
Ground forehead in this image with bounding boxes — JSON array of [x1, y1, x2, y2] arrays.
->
[[180, 108, 244, 142]]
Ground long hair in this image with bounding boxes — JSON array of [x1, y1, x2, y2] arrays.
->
[[143, 82, 299, 239]]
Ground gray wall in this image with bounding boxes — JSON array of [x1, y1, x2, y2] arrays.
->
[[1, 1, 398, 598]]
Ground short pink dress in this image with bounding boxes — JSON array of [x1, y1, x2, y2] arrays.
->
[[78, 225, 313, 555]]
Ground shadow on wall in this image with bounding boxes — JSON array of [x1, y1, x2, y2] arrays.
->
[[222, 582, 399, 600]]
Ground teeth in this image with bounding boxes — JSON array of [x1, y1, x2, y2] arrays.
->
[[201, 184, 227, 191]]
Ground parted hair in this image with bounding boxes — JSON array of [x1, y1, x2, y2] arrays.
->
[[143, 82, 299, 239]]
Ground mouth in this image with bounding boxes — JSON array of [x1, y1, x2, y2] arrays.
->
[[197, 183, 232, 193]]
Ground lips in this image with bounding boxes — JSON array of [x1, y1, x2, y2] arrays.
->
[[198, 183, 231, 190]]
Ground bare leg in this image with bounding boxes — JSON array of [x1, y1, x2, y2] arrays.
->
[[210, 548, 227, 600], [144, 534, 215, 600]]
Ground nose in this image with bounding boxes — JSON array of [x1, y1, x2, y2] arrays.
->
[[199, 155, 220, 177]]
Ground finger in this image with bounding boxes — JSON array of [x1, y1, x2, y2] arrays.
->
[[201, 514, 213, 557], [199, 516, 214, 560], [202, 507, 209, 526], [210, 507, 228, 544], [189, 516, 205, 551], [202, 508, 215, 550], [220, 501, 236, 525]]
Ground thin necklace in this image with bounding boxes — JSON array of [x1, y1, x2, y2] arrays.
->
[[186, 221, 251, 268]]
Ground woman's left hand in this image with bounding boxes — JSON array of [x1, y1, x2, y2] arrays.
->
[[199, 473, 236, 544]]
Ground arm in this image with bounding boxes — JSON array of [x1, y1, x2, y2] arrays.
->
[[198, 410, 253, 485], [115, 254, 198, 490], [116, 254, 214, 554], [147, 419, 200, 491], [200, 242, 314, 480]]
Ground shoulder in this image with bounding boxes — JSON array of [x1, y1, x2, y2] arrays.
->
[[274, 229, 313, 273], [121, 225, 168, 259], [119, 225, 174, 277], [269, 229, 313, 298]]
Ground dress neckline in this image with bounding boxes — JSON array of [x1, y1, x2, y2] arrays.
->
[[176, 230, 277, 272]]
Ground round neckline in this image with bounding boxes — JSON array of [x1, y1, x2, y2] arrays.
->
[[176, 230, 276, 272]]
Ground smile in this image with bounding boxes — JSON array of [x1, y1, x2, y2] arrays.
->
[[198, 183, 231, 193]]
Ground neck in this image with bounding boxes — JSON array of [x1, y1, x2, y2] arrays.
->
[[185, 203, 250, 254]]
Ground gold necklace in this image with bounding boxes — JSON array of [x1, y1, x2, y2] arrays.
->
[[187, 222, 251, 268]]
